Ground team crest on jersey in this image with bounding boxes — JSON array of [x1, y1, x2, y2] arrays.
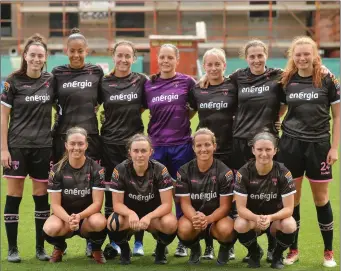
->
[[11, 161, 19, 170], [211, 176, 216, 183], [331, 75, 340, 90], [285, 171, 293, 183], [272, 178, 278, 186], [225, 170, 234, 181], [161, 167, 169, 178], [235, 172, 242, 183], [86, 173, 91, 181], [3, 82, 10, 92], [112, 168, 119, 180], [44, 81, 50, 88], [98, 168, 105, 179], [176, 172, 181, 182]]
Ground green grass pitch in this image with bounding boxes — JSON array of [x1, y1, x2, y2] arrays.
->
[[1, 111, 339, 271]]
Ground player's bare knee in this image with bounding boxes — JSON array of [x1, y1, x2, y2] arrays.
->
[[32, 181, 48, 196], [177, 217, 194, 239], [7, 179, 25, 197], [88, 213, 106, 231], [161, 214, 177, 234], [43, 220, 63, 236], [234, 217, 250, 233], [280, 217, 297, 233], [216, 219, 234, 238], [313, 194, 329, 207]]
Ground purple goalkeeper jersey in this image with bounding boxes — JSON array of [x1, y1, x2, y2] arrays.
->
[[145, 73, 195, 146]]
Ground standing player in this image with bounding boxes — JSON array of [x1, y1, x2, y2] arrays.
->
[[278, 36, 340, 268], [234, 130, 297, 269], [43, 127, 107, 264], [99, 40, 148, 257], [52, 28, 103, 164], [144, 44, 196, 257], [107, 134, 177, 265], [1, 34, 54, 262], [175, 128, 235, 265], [52, 28, 103, 256], [188, 48, 237, 260]]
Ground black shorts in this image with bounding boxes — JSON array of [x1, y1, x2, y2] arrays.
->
[[3, 148, 52, 182], [101, 143, 127, 182], [52, 134, 102, 164], [277, 134, 332, 182], [230, 138, 254, 170], [214, 152, 233, 169]]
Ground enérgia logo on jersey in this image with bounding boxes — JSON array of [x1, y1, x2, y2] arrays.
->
[[241, 85, 270, 94], [250, 192, 277, 201], [25, 94, 51, 103], [289, 92, 318, 101], [62, 80, 93, 89], [191, 191, 217, 201], [64, 188, 91, 197], [151, 93, 179, 103], [199, 101, 228, 110]]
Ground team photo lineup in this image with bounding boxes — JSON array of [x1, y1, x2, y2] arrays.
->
[[0, 24, 340, 271]]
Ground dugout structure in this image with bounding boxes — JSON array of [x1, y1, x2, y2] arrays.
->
[[149, 21, 206, 77]]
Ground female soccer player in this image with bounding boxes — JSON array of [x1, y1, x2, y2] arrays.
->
[[1, 34, 54, 262], [52, 28, 103, 164], [99, 40, 147, 257], [175, 128, 235, 265], [234, 130, 297, 269], [144, 43, 196, 257], [107, 134, 177, 265], [43, 127, 107, 264], [278, 36, 340, 268], [188, 48, 237, 260]]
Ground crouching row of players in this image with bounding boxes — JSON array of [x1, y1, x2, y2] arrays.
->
[[44, 126, 296, 269]]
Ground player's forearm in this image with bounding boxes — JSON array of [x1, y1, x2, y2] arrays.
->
[[51, 204, 70, 223], [279, 104, 287, 118], [146, 202, 172, 220], [206, 205, 229, 224], [182, 203, 197, 222], [237, 206, 258, 222], [331, 115, 340, 149], [269, 207, 293, 222], [114, 202, 135, 217], [78, 201, 102, 219]]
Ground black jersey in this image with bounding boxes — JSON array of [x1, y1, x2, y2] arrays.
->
[[175, 158, 234, 216], [281, 73, 340, 142], [100, 72, 147, 144], [1, 72, 55, 148], [109, 159, 173, 216], [230, 67, 284, 139], [234, 160, 296, 215], [47, 157, 105, 215], [188, 78, 238, 154], [52, 64, 103, 135]]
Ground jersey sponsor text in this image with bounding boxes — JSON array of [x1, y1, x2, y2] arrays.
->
[[199, 101, 228, 110], [151, 93, 179, 103], [25, 94, 51, 103], [250, 192, 277, 201], [289, 91, 318, 101], [241, 85, 270, 94], [62, 80, 93, 89], [128, 192, 155, 202], [110, 92, 138, 101], [64, 188, 91, 197], [191, 191, 217, 201]]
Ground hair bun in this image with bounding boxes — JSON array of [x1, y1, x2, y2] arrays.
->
[[31, 33, 44, 43], [70, 28, 81, 35], [262, 127, 270, 132]]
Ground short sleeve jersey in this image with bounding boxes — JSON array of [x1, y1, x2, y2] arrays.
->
[[144, 73, 196, 146], [175, 159, 234, 216], [52, 64, 103, 135], [230, 68, 284, 139], [100, 72, 147, 144], [47, 157, 105, 214], [109, 159, 173, 216], [1, 72, 55, 148], [281, 73, 340, 142], [234, 160, 296, 215], [188, 78, 238, 154]]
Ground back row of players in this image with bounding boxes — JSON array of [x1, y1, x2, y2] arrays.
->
[[0, 28, 339, 269]]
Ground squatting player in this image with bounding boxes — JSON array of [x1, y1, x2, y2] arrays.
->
[[278, 36, 340, 268], [107, 134, 177, 265], [1, 34, 55, 262], [43, 127, 107, 264], [144, 44, 196, 257], [234, 130, 297, 269], [175, 128, 236, 265], [99, 40, 148, 257]]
